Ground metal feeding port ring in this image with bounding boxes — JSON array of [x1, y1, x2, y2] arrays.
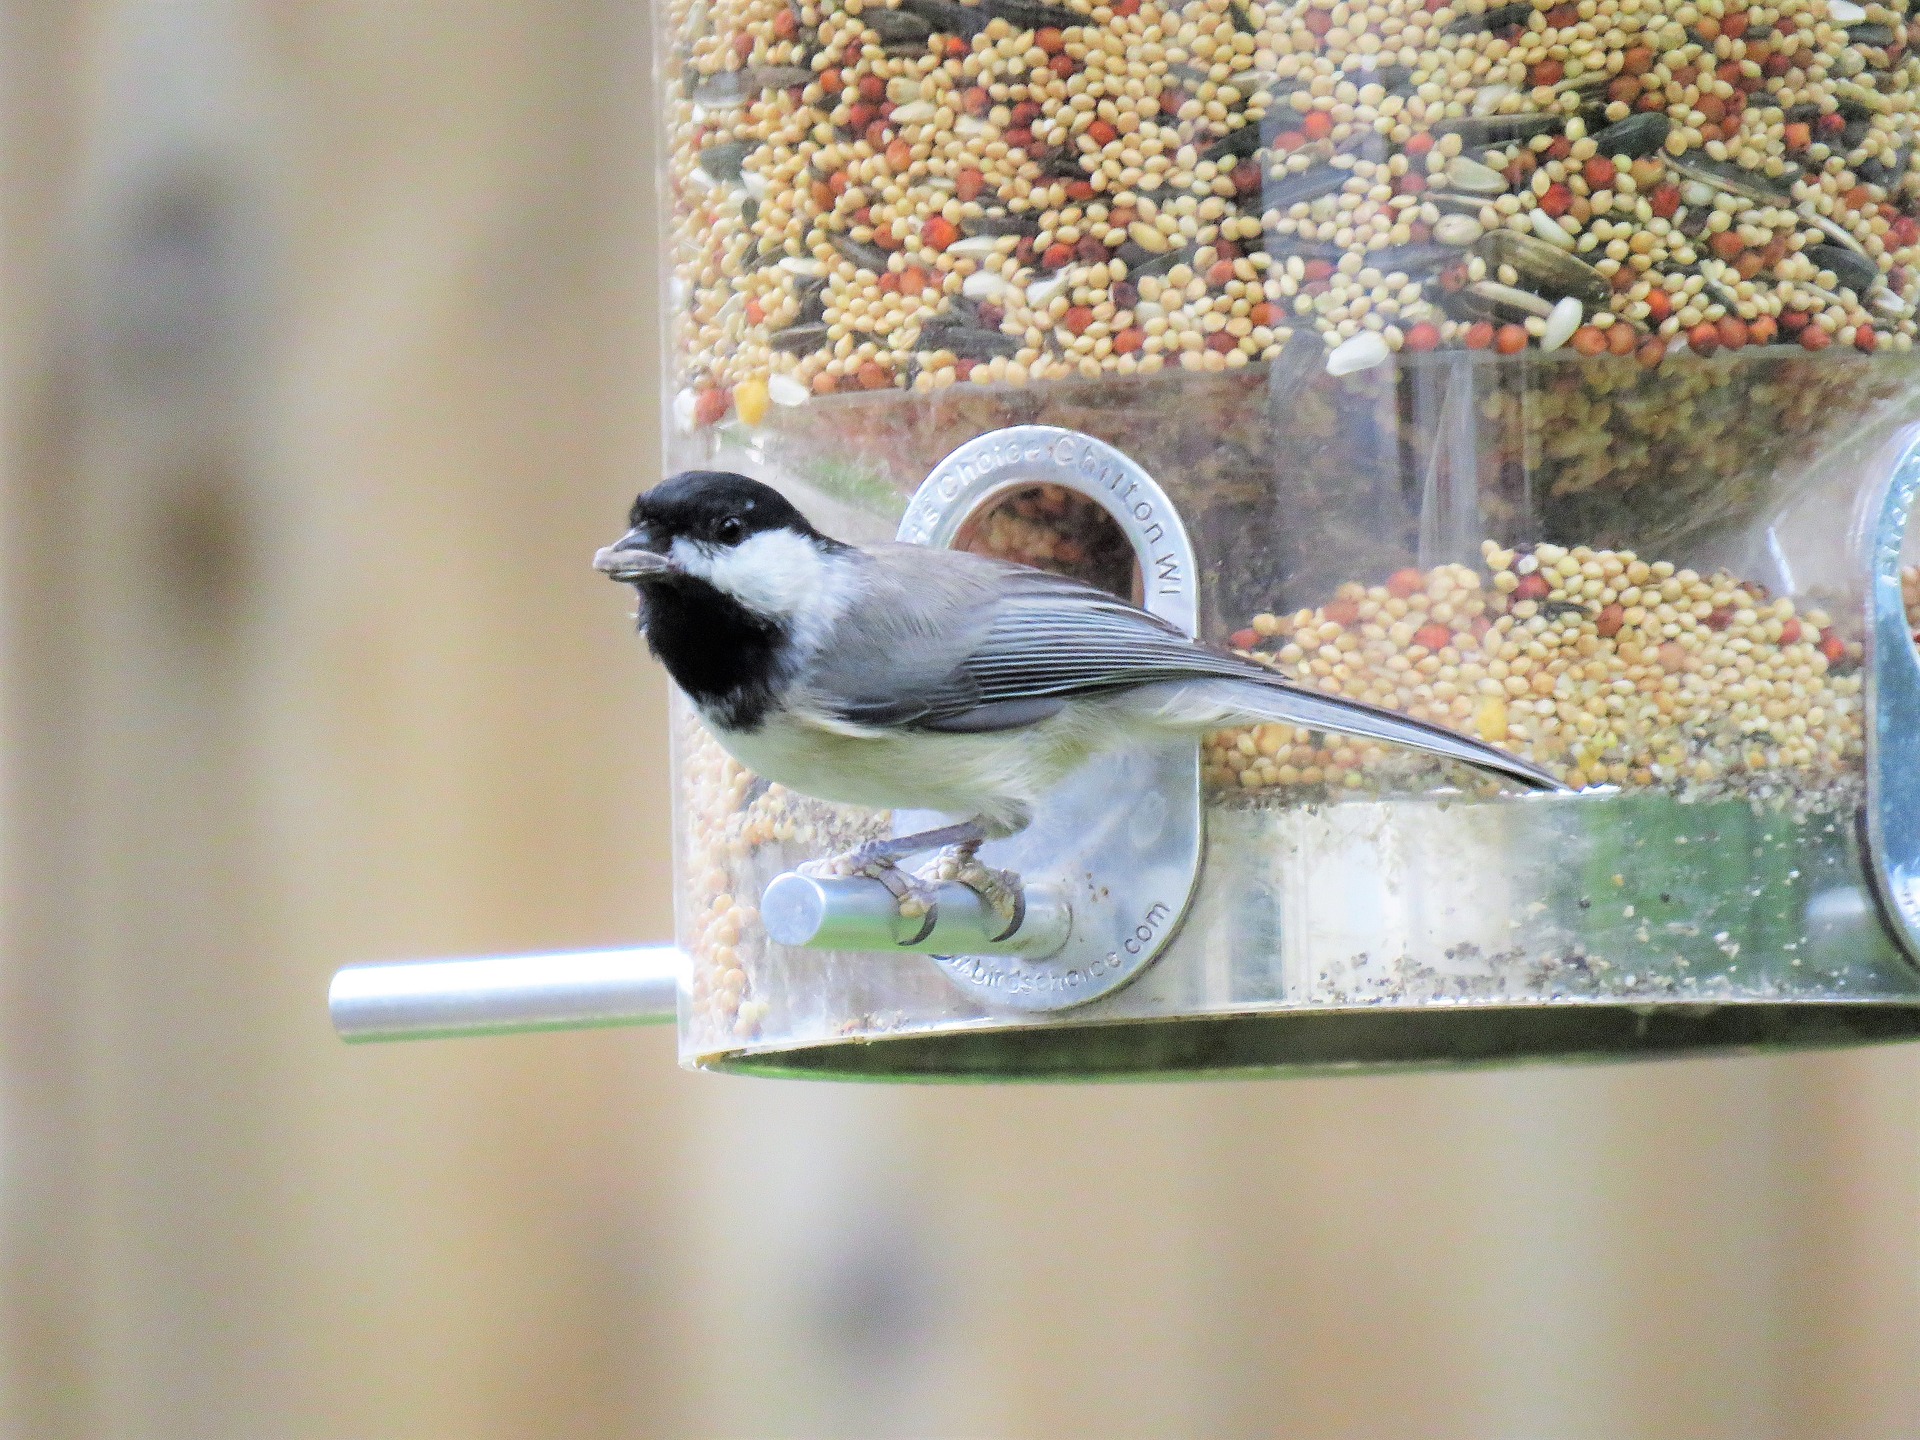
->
[[1863, 428, 1920, 966], [760, 425, 1206, 1011]]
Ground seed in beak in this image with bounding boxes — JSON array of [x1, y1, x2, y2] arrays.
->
[[594, 544, 672, 582]]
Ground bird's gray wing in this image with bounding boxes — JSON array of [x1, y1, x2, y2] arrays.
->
[[804, 545, 1567, 793], [802, 545, 1277, 726]]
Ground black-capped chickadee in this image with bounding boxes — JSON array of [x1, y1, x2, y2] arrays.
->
[[597, 470, 1566, 933]]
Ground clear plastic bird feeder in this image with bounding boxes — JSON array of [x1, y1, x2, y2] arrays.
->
[[334, 0, 1920, 1078]]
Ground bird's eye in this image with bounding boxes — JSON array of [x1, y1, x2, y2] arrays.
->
[[716, 516, 746, 544]]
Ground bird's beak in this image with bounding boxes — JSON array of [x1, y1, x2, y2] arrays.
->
[[594, 526, 673, 584]]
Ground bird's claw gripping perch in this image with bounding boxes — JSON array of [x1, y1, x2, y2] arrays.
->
[[797, 822, 1027, 946], [918, 845, 1025, 942]]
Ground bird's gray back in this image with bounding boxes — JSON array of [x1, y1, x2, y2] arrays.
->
[[800, 544, 1235, 731]]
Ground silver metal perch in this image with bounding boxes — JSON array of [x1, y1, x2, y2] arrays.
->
[[329, 946, 680, 1042], [761, 873, 1072, 958]]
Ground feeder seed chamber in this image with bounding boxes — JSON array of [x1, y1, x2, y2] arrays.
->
[[330, 0, 1920, 1079]]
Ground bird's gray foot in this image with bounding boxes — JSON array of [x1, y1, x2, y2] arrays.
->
[[918, 843, 1025, 941]]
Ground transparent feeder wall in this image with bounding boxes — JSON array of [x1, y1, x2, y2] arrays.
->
[[662, 0, 1920, 1077]]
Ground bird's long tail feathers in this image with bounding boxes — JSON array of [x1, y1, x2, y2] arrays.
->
[[1138, 675, 1570, 793]]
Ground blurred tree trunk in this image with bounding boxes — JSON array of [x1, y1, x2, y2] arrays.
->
[[0, 4, 687, 1436]]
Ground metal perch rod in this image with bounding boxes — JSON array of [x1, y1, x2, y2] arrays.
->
[[330, 946, 680, 1042], [761, 873, 1072, 958], [329, 878, 1070, 1043]]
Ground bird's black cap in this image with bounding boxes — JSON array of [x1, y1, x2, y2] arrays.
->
[[627, 470, 824, 550]]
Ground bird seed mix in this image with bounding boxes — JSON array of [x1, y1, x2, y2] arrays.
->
[[667, 0, 1920, 409]]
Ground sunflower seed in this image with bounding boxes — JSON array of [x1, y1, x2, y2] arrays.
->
[[1128, 244, 1197, 278], [1541, 296, 1583, 351], [979, 0, 1080, 29], [1446, 279, 1556, 321], [1530, 210, 1576, 249], [962, 270, 1021, 303], [770, 322, 829, 355], [1855, 155, 1896, 188], [1472, 83, 1515, 116], [1808, 243, 1879, 294], [1590, 113, 1672, 159], [963, 212, 1039, 237], [1366, 242, 1461, 274], [918, 321, 1021, 358], [1874, 286, 1914, 316], [1265, 164, 1352, 209], [698, 139, 756, 181], [1435, 113, 1565, 145], [1027, 272, 1071, 308], [1804, 211, 1871, 258], [690, 66, 813, 106], [1424, 191, 1498, 216], [1202, 123, 1263, 162], [1446, 155, 1511, 194], [1255, 233, 1347, 262], [864, 9, 932, 42], [1445, 2, 1532, 34], [900, 0, 989, 36], [1326, 331, 1392, 375], [1477, 230, 1610, 308], [768, 373, 811, 406], [832, 234, 892, 272], [1667, 152, 1797, 205], [792, 276, 827, 322]]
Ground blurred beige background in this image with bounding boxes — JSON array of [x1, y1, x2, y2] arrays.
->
[[2, 4, 1916, 1438]]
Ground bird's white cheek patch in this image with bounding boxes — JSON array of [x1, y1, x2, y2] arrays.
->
[[671, 530, 831, 624]]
